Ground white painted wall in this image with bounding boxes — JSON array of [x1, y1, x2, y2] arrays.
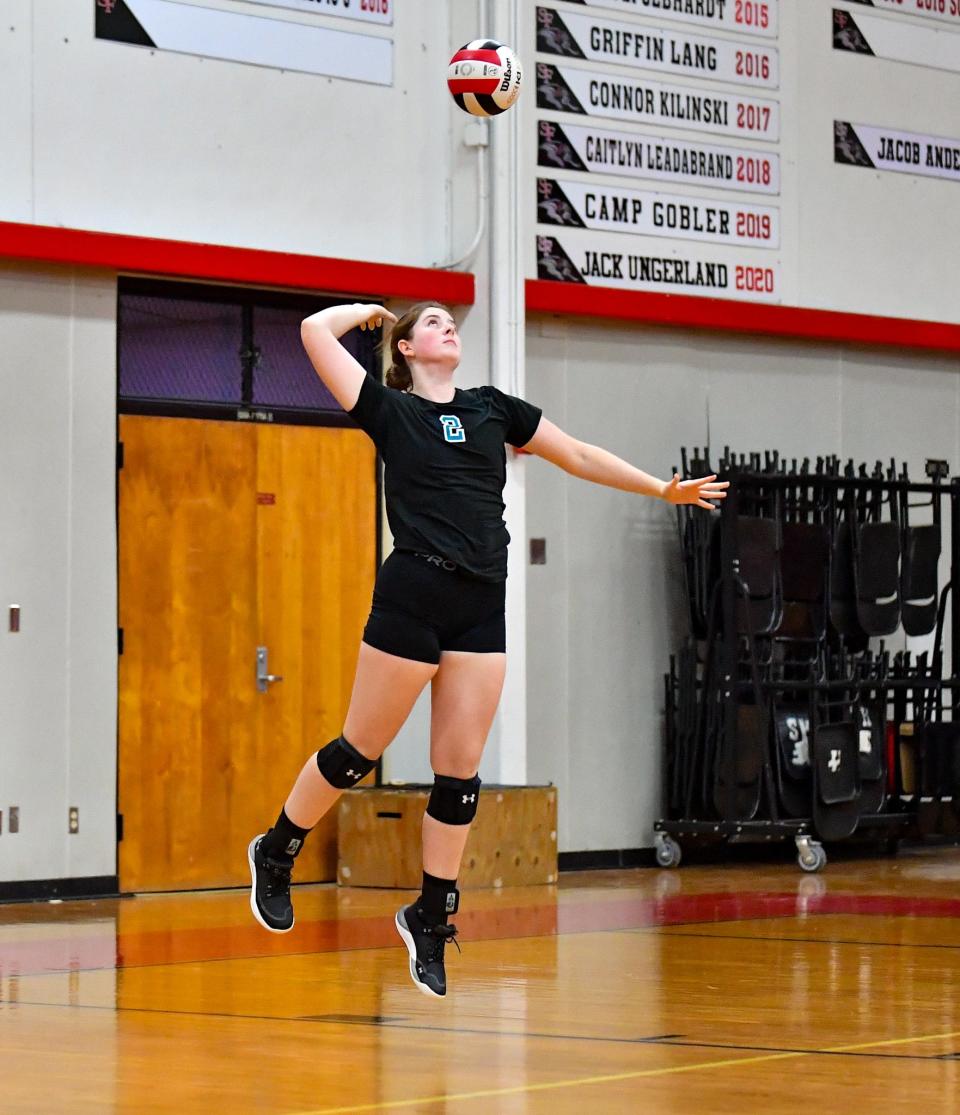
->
[[526, 316, 960, 853], [0, 263, 118, 882], [0, 2, 470, 269]]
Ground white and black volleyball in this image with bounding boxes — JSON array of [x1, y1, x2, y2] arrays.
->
[[447, 40, 522, 117]]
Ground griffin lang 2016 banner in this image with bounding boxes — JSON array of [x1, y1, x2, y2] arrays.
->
[[845, 0, 960, 28], [834, 7, 960, 75], [234, 0, 392, 23], [554, 0, 779, 39], [835, 120, 960, 181], [536, 61, 780, 140], [537, 119, 781, 194], [535, 230, 782, 300], [537, 177, 781, 247], [536, 5, 779, 88], [94, 0, 393, 83]]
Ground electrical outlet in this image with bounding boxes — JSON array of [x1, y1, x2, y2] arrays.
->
[[68, 807, 79, 834], [8, 807, 18, 834]]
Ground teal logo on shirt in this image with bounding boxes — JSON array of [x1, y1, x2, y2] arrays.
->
[[439, 415, 465, 443]]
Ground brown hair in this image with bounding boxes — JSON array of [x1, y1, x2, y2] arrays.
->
[[384, 301, 455, 391]]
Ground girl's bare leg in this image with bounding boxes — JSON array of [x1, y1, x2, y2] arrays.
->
[[283, 641, 438, 828], [423, 651, 507, 878]]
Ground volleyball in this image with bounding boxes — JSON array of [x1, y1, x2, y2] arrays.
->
[[447, 40, 522, 117]]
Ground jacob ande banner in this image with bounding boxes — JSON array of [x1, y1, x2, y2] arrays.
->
[[537, 119, 781, 194], [537, 177, 780, 247], [94, 0, 393, 83], [536, 230, 782, 301], [835, 121, 960, 181], [845, 0, 960, 27], [537, 61, 779, 140], [536, 6, 779, 87], [834, 7, 960, 75], [556, 0, 779, 38]]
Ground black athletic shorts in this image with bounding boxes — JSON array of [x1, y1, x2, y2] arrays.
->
[[361, 550, 506, 664]]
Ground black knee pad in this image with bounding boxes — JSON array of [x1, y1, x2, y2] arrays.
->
[[316, 736, 376, 789], [426, 774, 481, 825]]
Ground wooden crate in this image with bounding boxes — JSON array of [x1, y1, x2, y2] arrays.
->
[[336, 784, 558, 889]]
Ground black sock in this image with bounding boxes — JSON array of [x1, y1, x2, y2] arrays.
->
[[418, 871, 459, 925], [259, 808, 310, 861]]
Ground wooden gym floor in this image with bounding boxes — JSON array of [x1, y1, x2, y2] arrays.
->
[[2, 849, 960, 1113]]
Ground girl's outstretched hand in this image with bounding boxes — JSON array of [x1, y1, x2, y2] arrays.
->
[[663, 474, 729, 511]]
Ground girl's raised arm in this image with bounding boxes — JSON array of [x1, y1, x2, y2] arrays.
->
[[301, 303, 397, 411]]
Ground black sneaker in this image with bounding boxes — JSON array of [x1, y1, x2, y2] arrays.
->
[[248, 834, 294, 933], [395, 903, 460, 998]]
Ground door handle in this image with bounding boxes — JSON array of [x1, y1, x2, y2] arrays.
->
[[256, 646, 284, 693]]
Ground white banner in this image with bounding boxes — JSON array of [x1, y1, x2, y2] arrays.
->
[[537, 118, 781, 194], [536, 61, 780, 140], [536, 5, 779, 87], [239, 0, 392, 24], [834, 7, 960, 74], [553, 0, 779, 39], [536, 230, 782, 300], [845, 0, 960, 29], [95, 0, 393, 83], [537, 177, 781, 246], [835, 120, 960, 181]]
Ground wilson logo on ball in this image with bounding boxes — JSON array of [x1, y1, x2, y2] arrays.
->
[[447, 40, 522, 117]]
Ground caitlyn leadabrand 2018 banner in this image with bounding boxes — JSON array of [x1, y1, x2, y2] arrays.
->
[[537, 119, 781, 194], [94, 0, 393, 84], [536, 5, 779, 88], [845, 0, 960, 28], [554, 0, 779, 39], [535, 230, 782, 300], [833, 7, 960, 75], [835, 121, 960, 182], [229, 0, 392, 23], [536, 61, 780, 140], [537, 177, 781, 247]]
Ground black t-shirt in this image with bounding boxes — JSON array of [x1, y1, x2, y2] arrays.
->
[[349, 375, 543, 582]]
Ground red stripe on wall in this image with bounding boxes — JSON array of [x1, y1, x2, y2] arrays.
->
[[526, 279, 960, 354], [0, 221, 475, 305]]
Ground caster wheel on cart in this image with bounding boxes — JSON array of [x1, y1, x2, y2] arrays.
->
[[796, 841, 826, 873], [655, 835, 682, 869]]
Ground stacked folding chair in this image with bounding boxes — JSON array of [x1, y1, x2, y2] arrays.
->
[[658, 452, 960, 872]]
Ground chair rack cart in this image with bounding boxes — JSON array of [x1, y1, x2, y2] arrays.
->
[[656, 450, 960, 873]]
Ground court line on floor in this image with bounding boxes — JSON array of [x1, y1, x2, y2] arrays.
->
[[0, 911, 812, 978], [0, 998, 947, 1064], [290, 1027, 960, 1114], [655, 929, 960, 951]]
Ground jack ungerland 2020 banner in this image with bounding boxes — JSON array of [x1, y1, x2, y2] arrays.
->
[[536, 231, 782, 302], [94, 0, 393, 83]]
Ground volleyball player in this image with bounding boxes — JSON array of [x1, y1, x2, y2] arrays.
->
[[249, 301, 726, 997]]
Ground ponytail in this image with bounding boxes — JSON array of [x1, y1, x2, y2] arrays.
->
[[385, 361, 413, 392]]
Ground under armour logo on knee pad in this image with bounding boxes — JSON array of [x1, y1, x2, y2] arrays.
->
[[346, 769, 358, 779], [462, 794, 476, 804]]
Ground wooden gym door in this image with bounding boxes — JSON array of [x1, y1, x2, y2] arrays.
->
[[118, 416, 376, 892]]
